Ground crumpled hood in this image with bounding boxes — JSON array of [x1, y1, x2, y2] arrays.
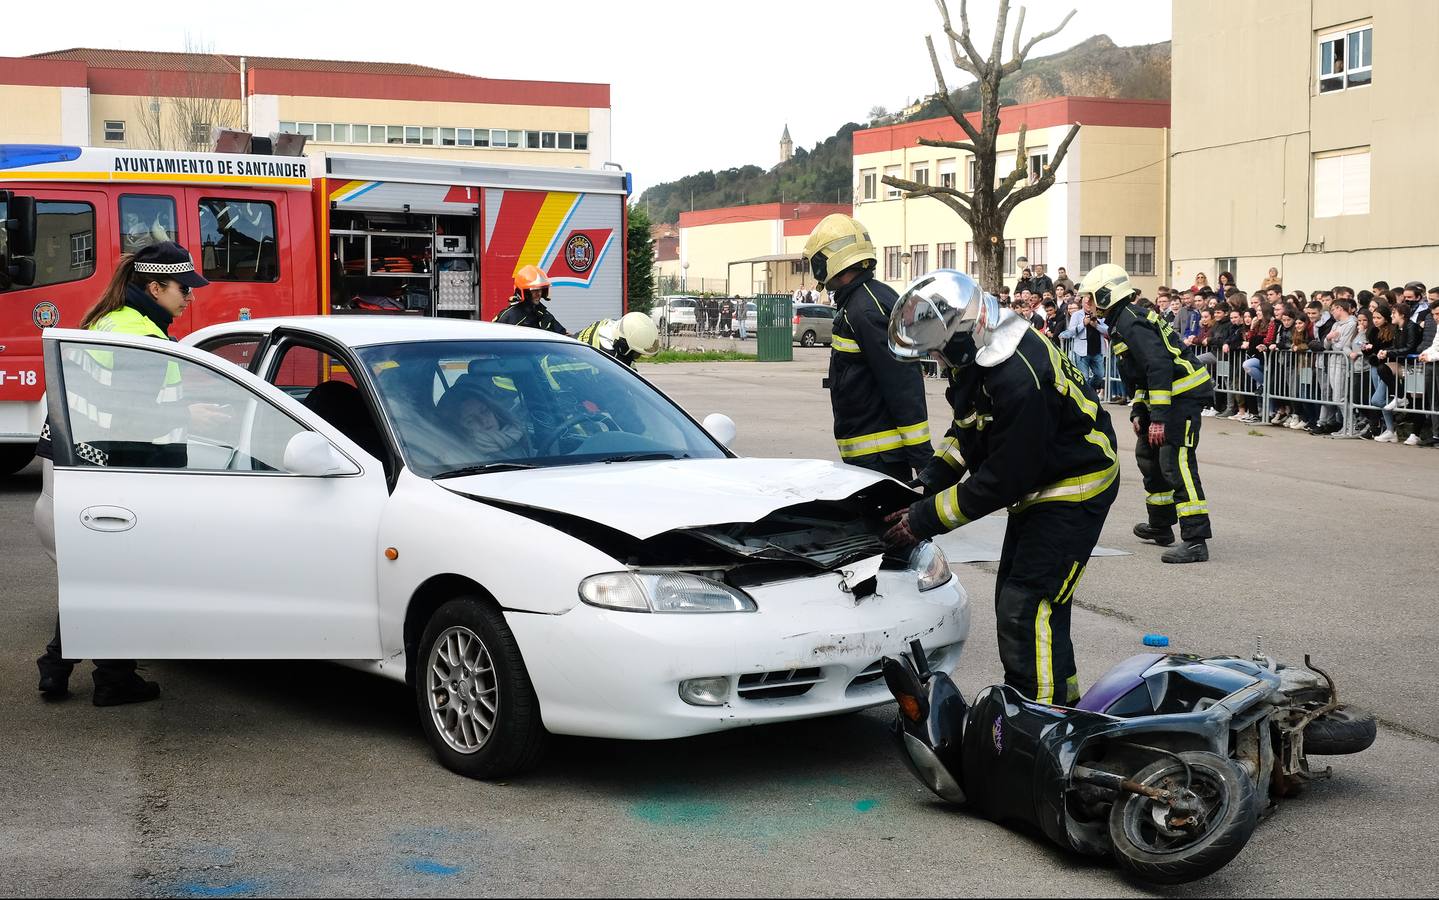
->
[[440, 457, 890, 539]]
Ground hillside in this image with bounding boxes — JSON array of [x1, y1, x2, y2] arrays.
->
[[637, 35, 1170, 226]]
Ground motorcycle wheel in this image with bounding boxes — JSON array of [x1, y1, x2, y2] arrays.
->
[[1304, 706, 1377, 755], [1108, 750, 1257, 885]]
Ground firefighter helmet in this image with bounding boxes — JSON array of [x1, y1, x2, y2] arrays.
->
[[802, 214, 877, 287], [1078, 263, 1137, 312], [514, 264, 552, 292], [889, 268, 1027, 367], [615, 312, 661, 357]]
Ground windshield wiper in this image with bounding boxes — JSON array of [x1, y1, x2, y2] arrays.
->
[[597, 452, 689, 464], [433, 462, 538, 479]]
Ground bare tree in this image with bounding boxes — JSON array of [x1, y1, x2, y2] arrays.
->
[[882, 0, 1079, 290], [133, 37, 242, 151]]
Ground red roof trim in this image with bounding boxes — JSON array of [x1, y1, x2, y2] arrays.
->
[[852, 96, 1170, 156], [250, 69, 607, 108], [680, 202, 851, 229], [0, 57, 88, 88]]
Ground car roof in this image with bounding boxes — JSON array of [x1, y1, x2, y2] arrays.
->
[[184, 315, 575, 349]]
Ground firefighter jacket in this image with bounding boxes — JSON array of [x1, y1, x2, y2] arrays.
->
[[1107, 301, 1213, 425], [496, 298, 567, 334], [827, 271, 932, 470], [574, 319, 638, 369], [908, 328, 1119, 540]]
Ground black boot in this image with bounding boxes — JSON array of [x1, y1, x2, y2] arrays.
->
[[37, 669, 71, 700], [1162, 540, 1210, 564], [92, 675, 161, 707], [1133, 522, 1176, 546]]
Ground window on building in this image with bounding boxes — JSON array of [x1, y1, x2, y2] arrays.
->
[[278, 121, 297, 134], [996, 151, 1018, 187], [190, 122, 212, 146], [1319, 24, 1372, 93], [541, 131, 558, 149], [1080, 235, 1111, 272], [791, 259, 806, 275], [1003, 239, 1017, 276], [965, 241, 979, 276], [1028, 152, 1050, 185], [526, 131, 541, 149], [575, 133, 589, 151], [197, 199, 279, 283], [1215, 257, 1238, 280], [558, 132, 573, 150], [1025, 238, 1048, 267], [1125, 237, 1157, 276], [861, 169, 877, 201], [351, 125, 369, 144], [404, 126, 422, 145], [333, 124, 350, 143], [937, 242, 956, 269], [938, 158, 956, 190], [910, 163, 930, 187], [884, 245, 902, 280], [1314, 148, 1370, 217], [421, 127, 437, 146], [456, 128, 472, 147], [387, 126, 403, 145], [884, 165, 901, 199], [119, 195, 178, 253], [967, 157, 979, 192], [910, 244, 930, 275], [104, 120, 125, 143], [1, 201, 96, 292]]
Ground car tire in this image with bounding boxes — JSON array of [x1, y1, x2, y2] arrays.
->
[[0, 443, 36, 476], [800, 330, 818, 348], [414, 597, 548, 779]]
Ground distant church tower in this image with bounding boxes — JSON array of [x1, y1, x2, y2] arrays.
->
[[780, 124, 793, 164]]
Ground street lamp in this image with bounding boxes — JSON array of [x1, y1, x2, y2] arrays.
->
[[681, 261, 689, 293], [900, 250, 911, 283]]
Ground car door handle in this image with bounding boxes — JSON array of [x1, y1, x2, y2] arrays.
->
[[80, 506, 136, 532]]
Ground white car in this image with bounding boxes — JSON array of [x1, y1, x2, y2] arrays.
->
[[651, 296, 697, 333], [41, 317, 968, 779]]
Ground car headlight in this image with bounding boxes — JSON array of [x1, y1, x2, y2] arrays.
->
[[910, 541, 952, 592], [578, 571, 757, 613]]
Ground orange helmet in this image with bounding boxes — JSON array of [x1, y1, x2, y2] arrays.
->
[[514, 264, 552, 291]]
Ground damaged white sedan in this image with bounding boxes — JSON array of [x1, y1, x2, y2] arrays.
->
[[41, 317, 968, 778]]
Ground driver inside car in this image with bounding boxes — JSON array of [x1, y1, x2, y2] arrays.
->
[[435, 380, 529, 461]]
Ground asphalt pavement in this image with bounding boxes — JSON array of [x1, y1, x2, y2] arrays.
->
[[1, 347, 1435, 897]]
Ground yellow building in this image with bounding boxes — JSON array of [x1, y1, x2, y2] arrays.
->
[[677, 201, 852, 295], [1170, 1, 1436, 291], [853, 97, 1171, 297], [0, 49, 610, 168]]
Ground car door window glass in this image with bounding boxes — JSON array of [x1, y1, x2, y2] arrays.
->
[[57, 340, 307, 472], [269, 343, 388, 465], [197, 337, 262, 371], [197, 198, 279, 282], [119, 194, 178, 253], [0, 201, 96, 292]]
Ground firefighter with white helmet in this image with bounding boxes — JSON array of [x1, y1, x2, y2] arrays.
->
[[576, 312, 661, 369], [802, 214, 932, 480], [882, 269, 1119, 704], [1080, 263, 1213, 563]]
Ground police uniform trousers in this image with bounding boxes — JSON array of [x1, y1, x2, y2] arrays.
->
[[993, 479, 1118, 705], [1133, 401, 1212, 542]]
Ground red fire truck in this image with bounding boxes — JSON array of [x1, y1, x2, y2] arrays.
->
[[0, 144, 630, 475]]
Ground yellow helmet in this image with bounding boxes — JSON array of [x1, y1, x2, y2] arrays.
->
[[1078, 263, 1137, 311], [802, 214, 877, 287]]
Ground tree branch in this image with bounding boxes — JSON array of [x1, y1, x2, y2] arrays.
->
[[927, 34, 983, 145], [1002, 8, 1077, 76], [917, 137, 978, 154], [993, 123, 1030, 205], [999, 123, 1080, 217], [882, 174, 975, 220], [1010, 5, 1027, 68], [990, 0, 1011, 77], [937, 0, 986, 73]]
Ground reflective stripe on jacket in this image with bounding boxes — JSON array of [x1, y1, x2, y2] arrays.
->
[[1109, 302, 1213, 424]]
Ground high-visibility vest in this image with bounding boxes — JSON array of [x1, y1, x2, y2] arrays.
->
[[66, 306, 185, 450]]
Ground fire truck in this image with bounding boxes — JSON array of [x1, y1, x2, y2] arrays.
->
[[0, 143, 631, 475]]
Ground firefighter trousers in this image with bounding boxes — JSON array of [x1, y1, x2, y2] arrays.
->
[[993, 480, 1118, 705], [1134, 403, 1212, 542]]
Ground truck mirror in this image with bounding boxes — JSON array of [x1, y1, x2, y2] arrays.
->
[[4, 193, 37, 257], [3, 257, 36, 288]]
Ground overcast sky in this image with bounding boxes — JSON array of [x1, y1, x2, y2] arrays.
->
[[10, 0, 1170, 196]]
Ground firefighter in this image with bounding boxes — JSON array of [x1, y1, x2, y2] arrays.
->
[[575, 312, 662, 369], [802, 214, 932, 479], [496, 265, 566, 334], [1079, 263, 1213, 563], [882, 269, 1119, 705]]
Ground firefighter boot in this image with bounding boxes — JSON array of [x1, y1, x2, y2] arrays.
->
[[93, 674, 161, 708], [1133, 523, 1176, 546], [1161, 540, 1210, 564]]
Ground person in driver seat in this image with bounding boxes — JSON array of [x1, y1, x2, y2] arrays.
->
[[436, 380, 529, 460]]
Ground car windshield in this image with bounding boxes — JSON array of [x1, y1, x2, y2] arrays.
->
[[356, 339, 726, 478]]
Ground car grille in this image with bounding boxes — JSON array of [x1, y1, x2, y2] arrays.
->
[[737, 667, 824, 700], [846, 643, 959, 696]]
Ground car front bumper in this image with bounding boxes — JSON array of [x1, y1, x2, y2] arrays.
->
[[505, 567, 969, 740]]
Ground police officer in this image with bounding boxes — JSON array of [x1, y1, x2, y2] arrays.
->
[[35, 241, 212, 705], [496, 265, 566, 334], [882, 270, 1119, 705], [1079, 263, 1213, 563], [802, 214, 932, 479], [576, 312, 662, 369]]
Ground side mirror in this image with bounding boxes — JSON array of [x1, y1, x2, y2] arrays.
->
[[283, 431, 358, 476], [702, 413, 737, 448], [4, 193, 37, 257]]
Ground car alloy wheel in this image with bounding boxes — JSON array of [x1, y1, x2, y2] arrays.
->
[[801, 330, 817, 347], [426, 625, 499, 754]]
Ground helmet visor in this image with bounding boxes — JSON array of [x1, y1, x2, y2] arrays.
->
[[888, 269, 986, 360]]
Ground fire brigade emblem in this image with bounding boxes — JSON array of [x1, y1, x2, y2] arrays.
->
[[564, 234, 595, 273], [32, 302, 60, 330]]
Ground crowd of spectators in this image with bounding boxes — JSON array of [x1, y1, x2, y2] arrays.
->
[[997, 268, 1439, 448]]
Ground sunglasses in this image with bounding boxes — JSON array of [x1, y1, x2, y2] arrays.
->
[[173, 282, 192, 296]]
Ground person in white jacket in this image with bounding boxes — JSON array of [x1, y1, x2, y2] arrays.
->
[[1310, 298, 1358, 434]]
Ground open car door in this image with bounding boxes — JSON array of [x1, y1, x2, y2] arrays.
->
[[41, 327, 387, 660]]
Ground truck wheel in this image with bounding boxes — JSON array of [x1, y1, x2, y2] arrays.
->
[[415, 597, 548, 779], [800, 330, 818, 348], [1304, 706, 1377, 755], [1108, 750, 1257, 885], [1, 443, 36, 476]]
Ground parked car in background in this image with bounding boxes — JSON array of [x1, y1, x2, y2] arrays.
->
[[793, 303, 836, 347], [651, 296, 698, 333], [743, 301, 757, 336]]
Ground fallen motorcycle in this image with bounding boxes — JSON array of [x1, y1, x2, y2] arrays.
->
[[882, 639, 1376, 885]]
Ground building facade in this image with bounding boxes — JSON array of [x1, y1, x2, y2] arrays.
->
[[677, 202, 851, 295], [0, 49, 610, 168], [1170, 1, 1436, 292], [853, 97, 1171, 297]]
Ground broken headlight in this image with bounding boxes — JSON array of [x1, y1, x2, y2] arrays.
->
[[579, 571, 758, 613], [910, 542, 952, 592]]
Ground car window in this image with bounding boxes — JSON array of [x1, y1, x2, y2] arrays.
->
[[56, 339, 308, 472], [197, 198, 280, 282], [119, 194, 178, 253], [196, 336, 264, 372], [358, 339, 726, 477], [0, 200, 96, 292]]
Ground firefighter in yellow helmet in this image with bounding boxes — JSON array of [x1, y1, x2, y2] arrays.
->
[[497, 264, 566, 334], [1080, 263, 1214, 563], [576, 312, 661, 370], [802, 214, 932, 480]]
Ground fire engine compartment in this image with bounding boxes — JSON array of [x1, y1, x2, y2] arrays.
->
[[329, 210, 478, 319]]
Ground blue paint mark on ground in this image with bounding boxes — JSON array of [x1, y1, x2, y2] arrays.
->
[[629, 800, 725, 826], [854, 799, 878, 813], [408, 859, 462, 876], [174, 881, 263, 897]]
